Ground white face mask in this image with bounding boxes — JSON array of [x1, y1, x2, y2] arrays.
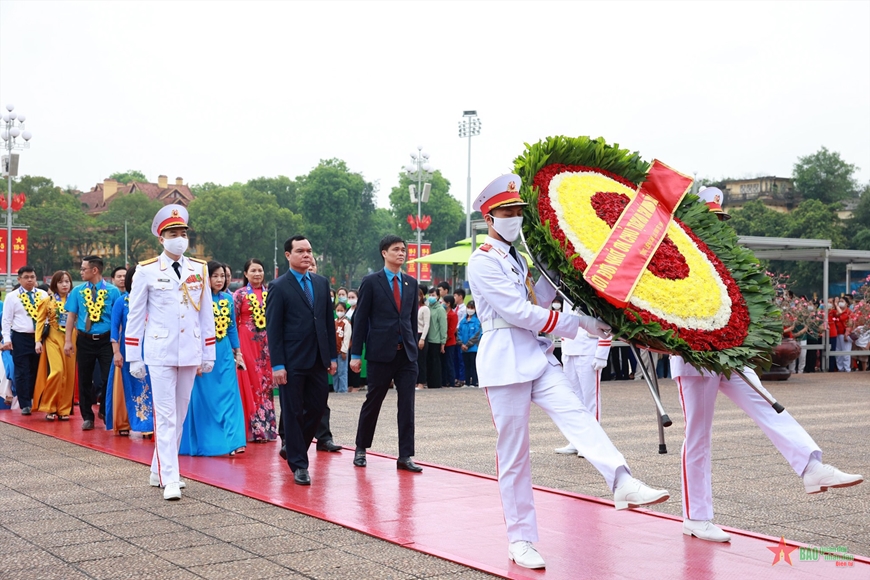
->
[[838, 302, 846, 309], [466, 309, 475, 316], [490, 215, 523, 243], [347, 298, 357, 306], [552, 303, 562, 311], [162, 236, 189, 256]]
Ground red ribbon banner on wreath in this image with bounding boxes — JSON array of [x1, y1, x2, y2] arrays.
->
[[583, 160, 693, 308]]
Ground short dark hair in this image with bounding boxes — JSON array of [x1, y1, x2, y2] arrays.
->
[[242, 259, 265, 285], [467, 300, 475, 309], [428, 286, 439, 295], [437, 281, 451, 292], [207, 261, 227, 293], [17, 265, 35, 276], [379, 234, 405, 256], [454, 288, 466, 299], [125, 265, 138, 294], [111, 266, 127, 278], [443, 295, 455, 308], [284, 235, 308, 253], [82, 255, 104, 273]]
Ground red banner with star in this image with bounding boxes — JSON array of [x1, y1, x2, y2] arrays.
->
[[406, 243, 431, 282], [583, 161, 693, 307], [0, 228, 28, 275]]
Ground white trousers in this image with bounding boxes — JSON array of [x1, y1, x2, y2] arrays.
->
[[676, 368, 821, 521], [563, 355, 601, 422], [484, 363, 628, 542], [149, 365, 198, 486], [836, 336, 851, 372]]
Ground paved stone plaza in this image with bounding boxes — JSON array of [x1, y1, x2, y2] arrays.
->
[[0, 371, 867, 578]]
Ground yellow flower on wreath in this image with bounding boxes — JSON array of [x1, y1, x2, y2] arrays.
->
[[549, 171, 731, 331], [82, 287, 109, 322], [247, 290, 268, 330], [212, 300, 230, 340], [19, 291, 43, 322]]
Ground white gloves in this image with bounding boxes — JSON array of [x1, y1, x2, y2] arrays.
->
[[130, 361, 146, 379], [593, 357, 608, 371], [201, 361, 214, 374], [578, 315, 612, 339], [234, 351, 246, 370]]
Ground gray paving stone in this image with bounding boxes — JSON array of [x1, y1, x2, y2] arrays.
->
[[48, 539, 147, 563], [186, 557, 293, 579]]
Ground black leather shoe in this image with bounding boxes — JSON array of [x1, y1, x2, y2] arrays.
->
[[396, 457, 423, 473], [353, 449, 367, 467], [316, 439, 342, 452], [82, 420, 94, 431], [279, 445, 287, 460], [293, 468, 311, 485]]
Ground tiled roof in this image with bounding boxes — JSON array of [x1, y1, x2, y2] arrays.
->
[[79, 180, 194, 215]]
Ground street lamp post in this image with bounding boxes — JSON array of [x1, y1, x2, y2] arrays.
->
[[458, 110, 481, 239], [405, 146, 433, 279], [1, 104, 33, 293]]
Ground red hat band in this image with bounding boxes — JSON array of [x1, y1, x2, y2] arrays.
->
[[481, 191, 524, 215]]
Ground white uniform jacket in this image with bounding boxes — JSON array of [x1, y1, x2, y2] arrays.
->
[[125, 253, 216, 367], [468, 236, 580, 387]]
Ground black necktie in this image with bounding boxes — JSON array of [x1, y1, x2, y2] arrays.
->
[[303, 276, 314, 308], [172, 261, 181, 279], [509, 246, 520, 267]]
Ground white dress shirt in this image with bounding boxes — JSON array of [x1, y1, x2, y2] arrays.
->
[[3, 287, 49, 340]]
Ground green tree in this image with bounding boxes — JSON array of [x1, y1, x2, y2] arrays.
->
[[725, 200, 789, 237], [15, 175, 92, 277], [846, 185, 870, 250], [187, 184, 300, 275], [355, 207, 400, 285], [793, 147, 859, 204], [389, 170, 464, 255], [296, 159, 376, 286], [97, 192, 165, 265], [109, 169, 149, 184], [246, 176, 298, 213], [772, 200, 847, 293]]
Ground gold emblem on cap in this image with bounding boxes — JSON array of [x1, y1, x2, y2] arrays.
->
[[172, 208, 179, 217], [507, 181, 517, 192]]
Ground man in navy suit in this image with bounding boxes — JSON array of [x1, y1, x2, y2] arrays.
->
[[350, 235, 422, 472], [266, 235, 337, 485]]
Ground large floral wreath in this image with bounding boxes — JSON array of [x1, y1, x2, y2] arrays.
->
[[515, 136, 782, 374]]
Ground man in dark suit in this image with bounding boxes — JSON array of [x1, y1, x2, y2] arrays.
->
[[350, 234, 422, 472], [266, 235, 337, 486]]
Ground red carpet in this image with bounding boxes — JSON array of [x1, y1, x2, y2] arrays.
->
[[2, 410, 867, 579]]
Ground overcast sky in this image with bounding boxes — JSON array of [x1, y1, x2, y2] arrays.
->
[[2, 0, 868, 211]]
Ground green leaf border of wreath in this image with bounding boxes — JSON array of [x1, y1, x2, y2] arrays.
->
[[515, 135, 782, 375]]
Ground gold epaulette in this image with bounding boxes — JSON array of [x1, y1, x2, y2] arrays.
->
[[138, 257, 158, 266]]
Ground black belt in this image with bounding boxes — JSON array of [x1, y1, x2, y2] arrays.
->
[[80, 331, 110, 341]]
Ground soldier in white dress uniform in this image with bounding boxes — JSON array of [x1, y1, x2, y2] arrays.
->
[[675, 188, 863, 543], [554, 327, 611, 455], [125, 205, 216, 500], [467, 174, 670, 570]]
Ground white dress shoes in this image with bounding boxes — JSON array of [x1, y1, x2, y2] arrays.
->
[[683, 519, 731, 543], [803, 463, 863, 494], [149, 472, 186, 489], [508, 541, 546, 569], [554, 443, 578, 455], [613, 477, 670, 510], [163, 482, 182, 501]]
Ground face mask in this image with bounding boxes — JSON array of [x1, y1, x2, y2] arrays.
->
[[162, 236, 188, 256], [466, 309, 475, 316], [428, 296, 437, 305], [490, 215, 523, 243], [336, 311, 346, 319], [552, 303, 562, 311], [347, 298, 357, 306], [338, 296, 348, 303], [838, 302, 846, 308]]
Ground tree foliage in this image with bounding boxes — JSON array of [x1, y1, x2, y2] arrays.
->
[[109, 169, 149, 184], [246, 176, 299, 213], [793, 147, 859, 204], [97, 192, 165, 266], [15, 176, 93, 277], [188, 184, 300, 275], [388, 170, 464, 253], [296, 159, 376, 286]]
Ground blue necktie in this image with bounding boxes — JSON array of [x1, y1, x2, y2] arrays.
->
[[303, 276, 314, 308]]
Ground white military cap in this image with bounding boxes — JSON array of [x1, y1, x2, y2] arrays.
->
[[151, 204, 190, 237], [697, 186, 730, 220], [472, 174, 528, 214]]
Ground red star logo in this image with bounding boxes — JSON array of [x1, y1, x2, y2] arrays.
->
[[767, 536, 798, 566]]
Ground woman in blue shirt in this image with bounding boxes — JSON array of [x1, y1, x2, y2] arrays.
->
[[180, 261, 246, 456]]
